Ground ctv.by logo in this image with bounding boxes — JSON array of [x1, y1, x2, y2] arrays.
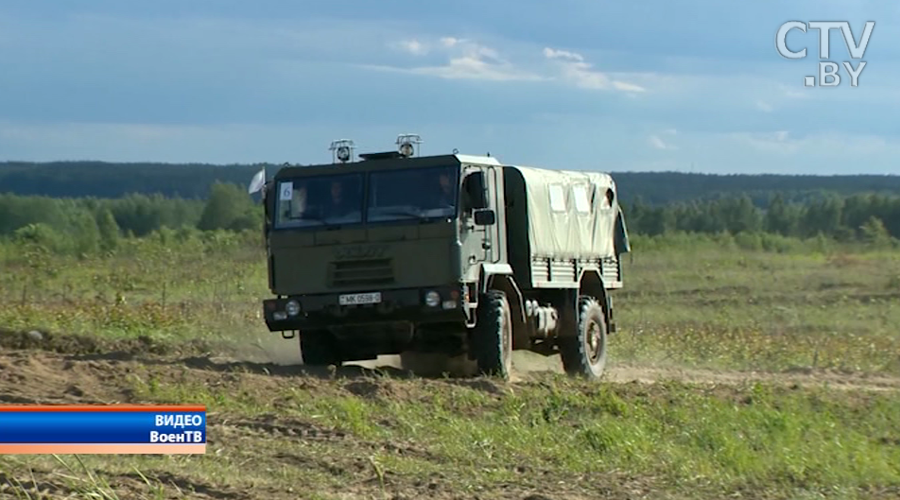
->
[[775, 21, 875, 87]]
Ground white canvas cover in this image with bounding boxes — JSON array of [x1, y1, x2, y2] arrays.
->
[[507, 165, 623, 259]]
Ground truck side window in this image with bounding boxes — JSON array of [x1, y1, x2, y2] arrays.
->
[[599, 188, 614, 210], [461, 171, 488, 212], [548, 184, 566, 212], [572, 185, 590, 214]]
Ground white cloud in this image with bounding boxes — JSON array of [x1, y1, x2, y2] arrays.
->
[[648, 134, 677, 150], [440, 37, 463, 48], [542, 48, 584, 62], [756, 100, 774, 112], [408, 57, 541, 81], [648, 135, 667, 149], [543, 46, 646, 93], [375, 37, 544, 81], [392, 39, 428, 55], [377, 38, 648, 91]]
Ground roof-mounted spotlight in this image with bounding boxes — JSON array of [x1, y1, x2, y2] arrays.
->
[[396, 134, 422, 158], [329, 139, 355, 164]]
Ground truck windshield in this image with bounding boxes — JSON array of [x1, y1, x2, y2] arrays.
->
[[367, 165, 458, 223], [274, 173, 364, 229]]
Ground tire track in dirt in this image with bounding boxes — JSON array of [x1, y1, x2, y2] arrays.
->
[[1, 337, 898, 405], [4, 327, 897, 394], [507, 350, 900, 392], [2, 329, 899, 500], [604, 364, 900, 392], [0, 468, 255, 500], [347, 351, 900, 393], [220, 417, 348, 441]]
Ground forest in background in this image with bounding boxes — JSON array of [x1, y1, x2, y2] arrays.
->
[[4, 160, 900, 205], [1, 160, 899, 257]]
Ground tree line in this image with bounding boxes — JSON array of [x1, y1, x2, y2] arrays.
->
[[4, 161, 900, 206], [0, 183, 261, 256], [624, 192, 899, 245], [1, 181, 898, 258]]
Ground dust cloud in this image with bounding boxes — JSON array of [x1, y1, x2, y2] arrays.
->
[[224, 330, 596, 380]]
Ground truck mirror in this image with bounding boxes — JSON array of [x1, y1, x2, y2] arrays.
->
[[462, 172, 488, 211], [473, 209, 496, 226]]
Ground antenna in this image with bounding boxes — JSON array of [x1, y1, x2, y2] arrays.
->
[[329, 139, 355, 164], [396, 133, 422, 158]]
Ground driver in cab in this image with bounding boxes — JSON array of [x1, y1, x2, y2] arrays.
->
[[322, 180, 354, 218], [435, 172, 454, 207]]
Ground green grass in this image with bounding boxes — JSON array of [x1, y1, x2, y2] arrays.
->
[[0, 229, 268, 344], [2, 229, 899, 375], [3, 372, 898, 499], [613, 242, 900, 375], [1, 229, 900, 498]]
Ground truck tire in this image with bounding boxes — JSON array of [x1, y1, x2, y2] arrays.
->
[[300, 330, 341, 367], [473, 290, 513, 379], [559, 296, 608, 379]]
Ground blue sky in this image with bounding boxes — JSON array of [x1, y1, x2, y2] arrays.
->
[[0, 0, 897, 174]]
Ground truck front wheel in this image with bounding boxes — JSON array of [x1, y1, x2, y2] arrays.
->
[[472, 290, 513, 379], [559, 296, 608, 379], [300, 330, 341, 367]]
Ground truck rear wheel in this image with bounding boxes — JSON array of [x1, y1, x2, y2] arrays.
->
[[559, 296, 608, 379], [472, 290, 513, 379], [300, 330, 341, 367]]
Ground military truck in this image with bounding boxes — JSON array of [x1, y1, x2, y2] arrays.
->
[[260, 135, 630, 379]]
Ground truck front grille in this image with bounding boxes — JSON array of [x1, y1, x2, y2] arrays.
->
[[329, 259, 394, 287]]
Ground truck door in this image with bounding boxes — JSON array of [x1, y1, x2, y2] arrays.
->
[[483, 165, 503, 263], [460, 165, 502, 264]]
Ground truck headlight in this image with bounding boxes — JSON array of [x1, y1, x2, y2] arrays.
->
[[285, 299, 300, 316], [424, 290, 440, 307]]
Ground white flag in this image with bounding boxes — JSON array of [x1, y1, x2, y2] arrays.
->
[[248, 166, 266, 194]]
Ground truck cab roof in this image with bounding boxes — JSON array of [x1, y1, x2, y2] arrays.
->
[[273, 153, 505, 179]]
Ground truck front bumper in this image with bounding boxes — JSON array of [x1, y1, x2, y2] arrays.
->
[[262, 286, 466, 332]]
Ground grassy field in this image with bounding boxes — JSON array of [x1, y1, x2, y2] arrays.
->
[[0, 229, 899, 499], [3, 229, 899, 375]]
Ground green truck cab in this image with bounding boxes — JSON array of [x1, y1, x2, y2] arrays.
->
[[261, 136, 630, 379]]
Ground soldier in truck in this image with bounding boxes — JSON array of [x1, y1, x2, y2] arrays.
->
[[323, 179, 354, 218], [435, 172, 454, 207], [286, 185, 307, 219]]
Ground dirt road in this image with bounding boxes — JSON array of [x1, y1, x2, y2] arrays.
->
[[1, 329, 898, 499]]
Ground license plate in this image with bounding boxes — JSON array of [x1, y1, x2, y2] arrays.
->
[[339, 292, 382, 306]]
